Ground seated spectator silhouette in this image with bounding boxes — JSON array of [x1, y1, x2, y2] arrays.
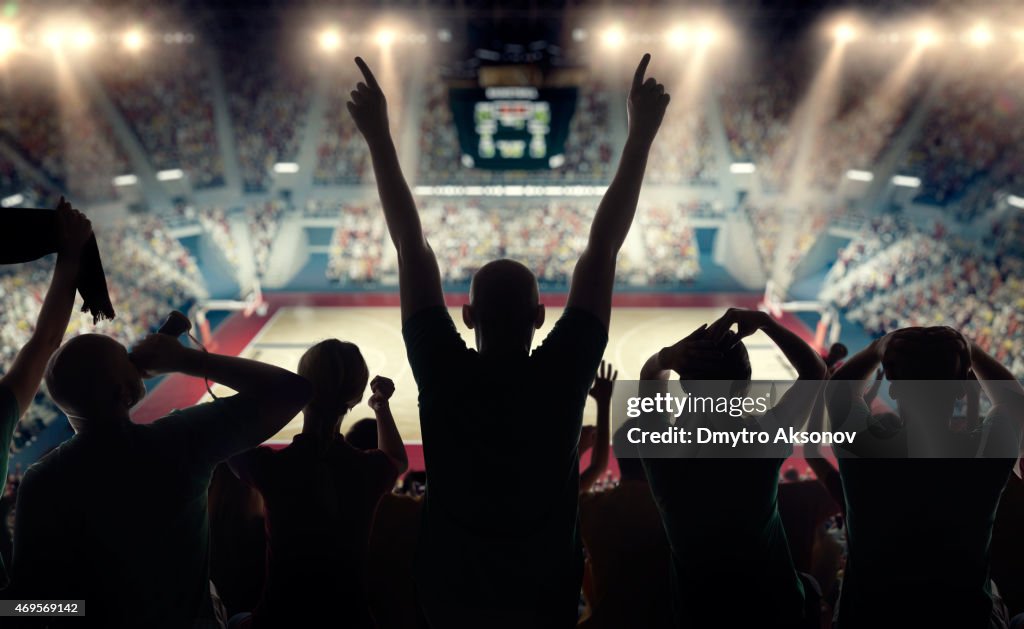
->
[[637, 308, 826, 628], [347, 53, 669, 625], [0, 199, 91, 588], [579, 414, 673, 629], [826, 326, 1024, 628], [228, 341, 407, 629], [8, 330, 311, 628]]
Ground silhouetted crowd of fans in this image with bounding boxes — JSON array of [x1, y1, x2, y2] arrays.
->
[[0, 51, 1022, 629]]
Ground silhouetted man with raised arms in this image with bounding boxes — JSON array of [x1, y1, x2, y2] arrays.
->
[[347, 54, 669, 626]]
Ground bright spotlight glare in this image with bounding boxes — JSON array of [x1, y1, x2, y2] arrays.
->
[[43, 29, 63, 49], [72, 28, 96, 50], [123, 29, 145, 51], [318, 29, 341, 52], [915, 28, 938, 47], [697, 27, 717, 46], [375, 28, 396, 47], [968, 25, 993, 47], [601, 26, 624, 49], [0, 24, 15, 57], [667, 27, 689, 48], [833, 23, 856, 43]]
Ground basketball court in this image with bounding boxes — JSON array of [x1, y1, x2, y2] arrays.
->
[[136, 293, 806, 445]]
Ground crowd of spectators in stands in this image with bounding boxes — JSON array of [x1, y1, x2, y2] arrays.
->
[[322, 200, 703, 287], [897, 59, 1023, 217], [323, 202, 389, 284], [315, 78, 372, 186], [647, 106, 717, 185], [745, 201, 836, 279], [246, 202, 286, 278], [96, 44, 225, 188], [0, 67, 65, 184], [224, 49, 313, 192], [822, 213, 1024, 377]]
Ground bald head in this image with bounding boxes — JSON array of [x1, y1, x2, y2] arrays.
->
[[464, 259, 544, 353], [45, 334, 145, 424]]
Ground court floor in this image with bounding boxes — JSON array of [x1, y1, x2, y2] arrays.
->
[[204, 306, 797, 443]]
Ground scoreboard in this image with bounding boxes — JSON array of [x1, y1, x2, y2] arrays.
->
[[450, 86, 578, 171]]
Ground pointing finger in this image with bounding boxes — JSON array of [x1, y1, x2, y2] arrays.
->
[[354, 56, 380, 90], [632, 53, 651, 91]]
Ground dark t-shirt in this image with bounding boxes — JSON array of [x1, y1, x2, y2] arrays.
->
[[403, 306, 606, 626], [640, 409, 809, 628], [231, 434, 399, 628], [0, 384, 16, 588], [778, 480, 842, 574], [835, 401, 1020, 628], [8, 394, 259, 629], [578, 481, 673, 629]]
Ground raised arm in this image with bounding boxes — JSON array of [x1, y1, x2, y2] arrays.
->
[[862, 367, 884, 406], [581, 361, 616, 493], [347, 57, 444, 322], [129, 334, 312, 448], [1, 198, 92, 416], [825, 335, 889, 430], [367, 375, 409, 474], [710, 308, 827, 428], [567, 54, 670, 328], [968, 341, 1024, 419]]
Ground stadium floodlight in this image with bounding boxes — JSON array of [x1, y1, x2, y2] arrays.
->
[[1, 193, 24, 207], [833, 23, 857, 44], [375, 28, 396, 47], [273, 162, 300, 174], [1007, 195, 1024, 209], [123, 29, 145, 52], [697, 26, 718, 46], [156, 168, 184, 181], [112, 174, 138, 187], [667, 27, 689, 49], [600, 26, 625, 49], [845, 169, 874, 182], [0, 24, 16, 58], [891, 174, 921, 188], [43, 29, 64, 49], [915, 28, 938, 47], [968, 25, 993, 48], [318, 29, 341, 52], [730, 162, 756, 174], [72, 27, 96, 50]]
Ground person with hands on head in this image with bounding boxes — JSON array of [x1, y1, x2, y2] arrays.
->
[[348, 53, 669, 626], [228, 340, 406, 629], [825, 326, 1024, 629], [580, 360, 617, 494], [637, 308, 826, 629], [7, 326, 310, 628], [0, 197, 90, 589]]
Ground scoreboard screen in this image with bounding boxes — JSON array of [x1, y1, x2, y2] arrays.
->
[[450, 86, 578, 171]]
